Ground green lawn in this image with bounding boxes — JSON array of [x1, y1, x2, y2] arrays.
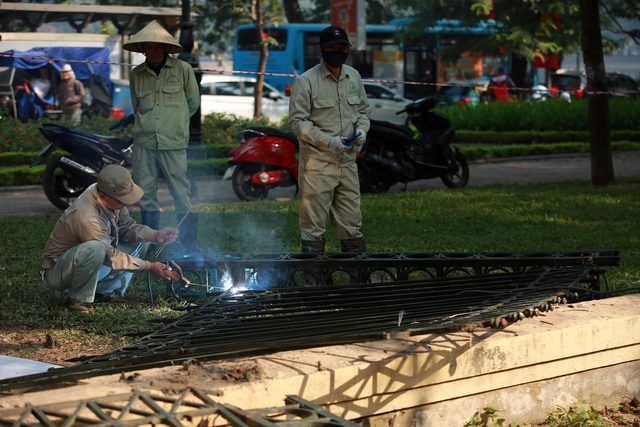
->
[[0, 177, 638, 360]]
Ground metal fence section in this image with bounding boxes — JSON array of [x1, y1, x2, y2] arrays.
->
[[0, 389, 361, 427], [161, 249, 618, 301], [0, 260, 610, 393]]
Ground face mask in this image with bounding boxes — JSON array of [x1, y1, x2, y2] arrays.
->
[[321, 49, 349, 68]]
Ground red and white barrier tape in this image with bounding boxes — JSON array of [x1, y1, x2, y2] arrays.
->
[[1, 52, 638, 97]]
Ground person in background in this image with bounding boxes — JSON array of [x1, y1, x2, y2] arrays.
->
[[57, 63, 85, 124], [123, 20, 200, 252], [40, 165, 179, 313], [487, 66, 516, 102], [31, 67, 52, 103], [288, 25, 371, 285]]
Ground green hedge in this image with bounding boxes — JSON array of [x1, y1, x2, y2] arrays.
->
[[439, 97, 640, 132], [454, 130, 640, 145], [460, 141, 640, 161], [1, 101, 639, 186]]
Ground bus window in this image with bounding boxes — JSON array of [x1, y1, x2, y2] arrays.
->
[[237, 28, 289, 52], [302, 31, 322, 71]]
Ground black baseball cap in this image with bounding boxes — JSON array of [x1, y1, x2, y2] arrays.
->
[[319, 26, 351, 48]]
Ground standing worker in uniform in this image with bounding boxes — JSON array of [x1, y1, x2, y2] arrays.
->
[[57, 64, 85, 125], [288, 25, 371, 283], [123, 20, 201, 252]]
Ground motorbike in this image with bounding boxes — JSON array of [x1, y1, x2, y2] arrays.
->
[[224, 96, 468, 201], [223, 126, 299, 201], [358, 96, 469, 192], [31, 115, 134, 210]]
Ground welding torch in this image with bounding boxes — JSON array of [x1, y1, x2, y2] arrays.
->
[[162, 261, 191, 287]]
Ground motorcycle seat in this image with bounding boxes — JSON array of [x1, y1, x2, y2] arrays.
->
[[370, 119, 414, 138], [76, 130, 133, 150], [243, 126, 299, 147]]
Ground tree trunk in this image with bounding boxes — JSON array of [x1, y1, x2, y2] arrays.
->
[[510, 54, 528, 97], [251, 0, 265, 119], [283, 0, 304, 23], [580, 0, 615, 186]]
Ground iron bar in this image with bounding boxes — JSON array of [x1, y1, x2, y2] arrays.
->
[[0, 265, 603, 392]]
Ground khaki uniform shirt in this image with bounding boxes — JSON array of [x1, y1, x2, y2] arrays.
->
[[129, 56, 200, 150], [40, 184, 157, 271], [288, 61, 370, 166]]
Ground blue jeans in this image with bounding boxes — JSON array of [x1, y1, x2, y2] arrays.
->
[[43, 241, 148, 303]]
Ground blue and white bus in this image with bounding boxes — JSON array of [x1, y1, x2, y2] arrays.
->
[[232, 20, 496, 100]]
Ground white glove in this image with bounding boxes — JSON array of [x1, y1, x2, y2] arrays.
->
[[328, 136, 349, 152], [353, 129, 366, 147]]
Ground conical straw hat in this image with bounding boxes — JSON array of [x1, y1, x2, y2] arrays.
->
[[123, 20, 184, 54]]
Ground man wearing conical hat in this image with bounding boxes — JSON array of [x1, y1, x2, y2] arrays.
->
[[124, 20, 201, 253]]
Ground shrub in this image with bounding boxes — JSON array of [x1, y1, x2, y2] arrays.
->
[[441, 98, 640, 132]]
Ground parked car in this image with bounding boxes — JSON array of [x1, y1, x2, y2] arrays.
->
[[363, 82, 410, 125], [550, 69, 586, 98], [550, 69, 638, 99], [605, 72, 639, 99], [200, 74, 289, 123], [435, 81, 480, 106]]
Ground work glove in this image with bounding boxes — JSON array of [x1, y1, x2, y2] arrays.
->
[[328, 136, 350, 152], [353, 129, 366, 147]]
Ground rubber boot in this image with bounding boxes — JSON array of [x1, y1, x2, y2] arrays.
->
[[140, 210, 161, 230], [340, 236, 367, 253], [178, 212, 201, 253], [301, 238, 325, 287]]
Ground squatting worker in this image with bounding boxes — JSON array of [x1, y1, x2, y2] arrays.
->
[[288, 25, 371, 280], [40, 165, 179, 313], [123, 20, 201, 251]]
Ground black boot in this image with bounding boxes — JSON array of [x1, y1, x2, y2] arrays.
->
[[140, 210, 161, 230], [301, 239, 325, 287], [178, 212, 201, 253], [340, 236, 367, 253]]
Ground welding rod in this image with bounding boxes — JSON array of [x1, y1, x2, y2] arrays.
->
[[154, 208, 191, 258]]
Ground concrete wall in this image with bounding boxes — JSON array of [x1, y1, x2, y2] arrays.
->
[[1, 295, 638, 426]]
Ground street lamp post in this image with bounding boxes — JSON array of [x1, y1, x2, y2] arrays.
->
[[178, 0, 206, 160]]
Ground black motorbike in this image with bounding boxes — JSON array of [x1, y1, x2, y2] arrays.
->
[[31, 115, 134, 210], [358, 97, 469, 193]]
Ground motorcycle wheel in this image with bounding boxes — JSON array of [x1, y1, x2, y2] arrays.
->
[[42, 156, 95, 210], [440, 149, 470, 188], [231, 164, 270, 201], [356, 157, 392, 194]]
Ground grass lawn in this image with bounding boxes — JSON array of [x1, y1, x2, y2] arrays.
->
[[0, 177, 638, 365]]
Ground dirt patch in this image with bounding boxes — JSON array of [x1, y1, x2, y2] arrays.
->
[[0, 325, 121, 367]]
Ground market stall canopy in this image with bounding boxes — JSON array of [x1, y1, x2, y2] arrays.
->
[[0, 3, 182, 34], [0, 46, 111, 86]]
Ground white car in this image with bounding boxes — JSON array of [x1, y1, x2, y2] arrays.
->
[[200, 74, 289, 123], [363, 82, 410, 125]]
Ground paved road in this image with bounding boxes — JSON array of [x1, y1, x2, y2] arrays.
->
[[1, 152, 638, 217]]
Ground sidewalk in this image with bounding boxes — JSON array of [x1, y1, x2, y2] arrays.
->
[[1, 152, 639, 217]]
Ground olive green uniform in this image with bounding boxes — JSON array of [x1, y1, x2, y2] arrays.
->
[[288, 61, 370, 243]]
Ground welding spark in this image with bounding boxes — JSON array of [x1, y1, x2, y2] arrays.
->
[[218, 269, 249, 295]]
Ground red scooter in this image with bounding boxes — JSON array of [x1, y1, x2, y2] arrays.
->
[[223, 127, 299, 201]]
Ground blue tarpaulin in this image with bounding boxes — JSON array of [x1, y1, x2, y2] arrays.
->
[[0, 47, 113, 121], [0, 46, 111, 87]]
